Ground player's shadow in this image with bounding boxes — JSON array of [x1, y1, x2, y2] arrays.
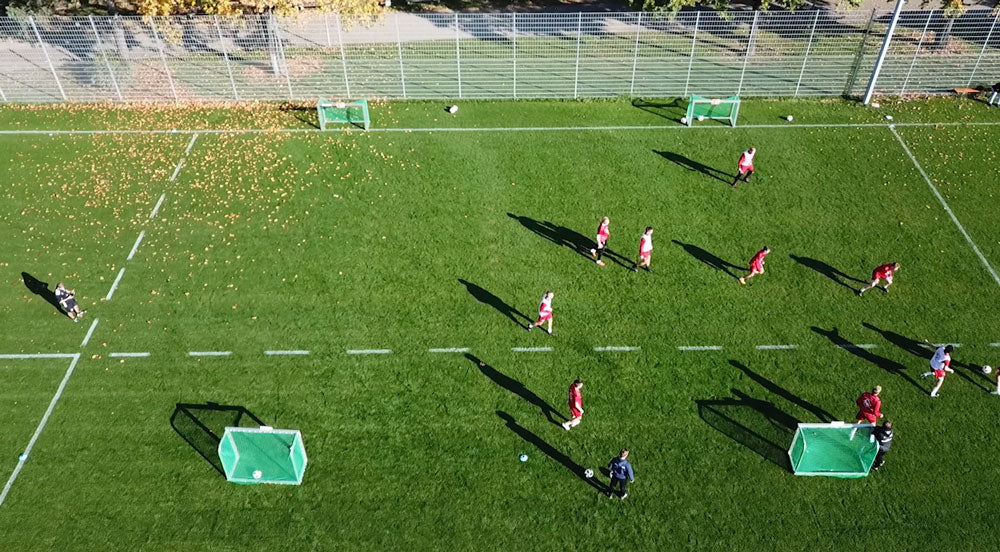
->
[[789, 255, 866, 293], [672, 240, 742, 278], [458, 279, 532, 329], [861, 324, 991, 393], [811, 326, 925, 394], [653, 151, 730, 184], [497, 411, 608, 494], [631, 97, 685, 123], [506, 213, 632, 269], [170, 402, 265, 476], [730, 360, 836, 423], [470, 355, 566, 426], [696, 389, 797, 472], [22, 272, 64, 315]]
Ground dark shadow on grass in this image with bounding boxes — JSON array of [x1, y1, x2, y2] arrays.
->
[[469, 354, 566, 426], [497, 410, 608, 494], [22, 272, 63, 315], [789, 255, 866, 293], [730, 360, 836, 422], [672, 240, 742, 278], [653, 150, 730, 184], [631, 97, 684, 123], [696, 390, 797, 472], [861, 323, 990, 393], [811, 326, 926, 395], [279, 103, 320, 129], [170, 402, 265, 476], [506, 213, 634, 270], [458, 279, 531, 329]]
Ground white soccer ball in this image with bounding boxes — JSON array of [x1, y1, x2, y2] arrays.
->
[[697, 115, 705, 121], [680, 117, 687, 125], [252, 470, 263, 479], [519, 454, 528, 462], [885, 115, 893, 120], [584, 469, 594, 479], [786, 115, 794, 122], [983, 365, 993, 375], [448, 105, 458, 114]]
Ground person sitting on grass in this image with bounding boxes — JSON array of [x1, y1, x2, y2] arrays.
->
[[55, 282, 85, 323]]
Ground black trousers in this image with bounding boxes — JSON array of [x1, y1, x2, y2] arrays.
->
[[609, 477, 629, 496], [874, 448, 888, 468]]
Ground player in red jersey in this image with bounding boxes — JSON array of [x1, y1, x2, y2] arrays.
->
[[731, 147, 756, 187], [527, 291, 554, 334], [632, 227, 654, 272], [738, 246, 771, 285], [590, 217, 610, 266], [849, 385, 883, 440], [858, 262, 900, 296], [562, 380, 584, 431]]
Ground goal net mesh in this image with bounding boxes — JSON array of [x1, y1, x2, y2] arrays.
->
[[788, 423, 878, 478], [685, 95, 740, 127], [218, 426, 308, 485]]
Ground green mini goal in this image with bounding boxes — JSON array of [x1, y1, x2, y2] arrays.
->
[[218, 426, 308, 485], [318, 98, 370, 130], [788, 422, 878, 478], [684, 95, 740, 127]]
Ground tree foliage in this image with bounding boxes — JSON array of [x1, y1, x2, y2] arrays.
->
[[132, 0, 383, 16]]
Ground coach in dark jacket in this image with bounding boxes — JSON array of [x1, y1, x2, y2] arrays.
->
[[872, 420, 893, 470]]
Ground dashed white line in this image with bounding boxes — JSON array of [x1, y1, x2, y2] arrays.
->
[[188, 351, 232, 357], [512, 347, 553, 352], [594, 346, 640, 352], [184, 133, 199, 155], [836, 344, 877, 349], [677, 345, 724, 351], [428, 348, 470, 353], [756, 344, 799, 350], [169, 158, 186, 182], [0, 353, 77, 359], [347, 349, 392, 355], [105, 268, 126, 301], [80, 318, 99, 347], [991, 343, 1000, 347], [264, 350, 310, 356], [126, 231, 145, 261], [149, 193, 166, 220], [109, 352, 151, 358]]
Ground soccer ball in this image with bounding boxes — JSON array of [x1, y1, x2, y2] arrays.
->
[[697, 115, 705, 122], [983, 365, 993, 375], [252, 470, 263, 479], [448, 105, 458, 114], [336, 101, 346, 109], [584, 469, 594, 479], [885, 115, 893, 121], [786, 115, 794, 122], [680, 117, 687, 125], [519, 454, 528, 462]]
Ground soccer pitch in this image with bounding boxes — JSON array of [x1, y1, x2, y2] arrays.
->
[[3, 97, 1000, 551]]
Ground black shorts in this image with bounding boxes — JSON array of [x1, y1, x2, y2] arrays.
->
[[62, 299, 78, 311]]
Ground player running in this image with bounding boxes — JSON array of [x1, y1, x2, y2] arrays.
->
[[849, 385, 883, 440], [562, 380, 583, 431], [632, 227, 654, 272], [527, 291, 554, 334], [590, 217, 610, 267], [738, 246, 771, 285], [731, 147, 756, 187], [54, 282, 85, 323], [921, 344, 955, 398], [858, 262, 900, 296]]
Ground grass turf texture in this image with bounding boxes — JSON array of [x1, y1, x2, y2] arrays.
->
[[2, 97, 1000, 550]]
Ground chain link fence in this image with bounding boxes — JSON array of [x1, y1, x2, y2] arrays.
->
[[1, 9, 998, 103]]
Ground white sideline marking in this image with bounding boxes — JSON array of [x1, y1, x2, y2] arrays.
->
[[891, 127, 1000, 288], [184, 133, 199, 154], [104, 268, 126, 301], [428, 348, 470, 353], [512, 347, 553, 352], [0, 353, 80, 507], [169, 158, 185, 182], [265, 350, 310, 356], [836, 344, 877, 349], [109, 352, 150, 358], [126, 230, 145, 261], [756, 344, 799, 350], [594, 346, 640, 352], [188, 351, 232, 357], [347, 349, 391, 355], [930, 343, 961, 348], [677, 345, 724, 351], [80, 318, 99, 347], [991, 343, 1000, 347], [0, 353, 77, 359], [149, 193, 166, 219]]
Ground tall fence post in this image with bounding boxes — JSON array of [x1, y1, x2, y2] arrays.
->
[[149, 18, 179, 102], [29, 16, 67, 101], [684, 12, 699, 97], [395, 14, 407, 99], [0, 85, 6, 102], [968, 11, 999, 86], [863, 0, 905, 105], [89, 15, 122, 102], [629, 12, 642, 96], [512, 12, 517, 99], [573, 12, 582, 99], [273, 15, 294, 100], [336, 14, 351, 98], [324, 12, 333, 48], [737, 11, 758, 96], [455, 13, 462, 99], [215, 16, 239, 101], [794, 11, 820, 97], [901, 10, 933, 97]]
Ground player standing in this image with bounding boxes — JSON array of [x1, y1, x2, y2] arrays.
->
[[527, 291, 554, 334], [632, 227, 653, 272], [921, 344, 955, 398], [849, 385, 883, 440], [858, 262, 900, 296], [731, 147, 756, 187], [738, 246, 771, 285], [562, 380, 583, 431], [590, 217, 610, 267]]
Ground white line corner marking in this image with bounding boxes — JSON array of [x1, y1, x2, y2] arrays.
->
[[80, 318, 99, 347], [105, 268, 126, 301]]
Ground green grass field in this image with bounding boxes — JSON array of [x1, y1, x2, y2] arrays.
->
[[2, 97, 1000, 551]]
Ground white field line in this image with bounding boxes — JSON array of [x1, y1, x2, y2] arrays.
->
[[184, 133, 199, 154], [891, 126, 1000, 287], [512, 347, 553, 352], [347, 349, 392, 355], [677, 345, 724, 351], [169, 158, 185, 182], [428, 348, 470, 353], [80, 318, 99, 347], [836, 344, 878, 349], [756, 345, 799, 350], [992, 343, 1000, 347], [126, 231, 145, 261], [109, 352, 151, 358], [593, 346, 640, 352], [149, 193, 166, 220], [0, 353, 80, 507], [104, 268, 126, 301], [0, 353, 77, 359], [188, 351, 232, 357], [264, 350, 310, 356]]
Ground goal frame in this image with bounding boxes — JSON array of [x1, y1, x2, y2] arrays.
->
[[317, 98, 371, 131], [788, 422, 878, 478], [684, 95, 740, 127], [218, 426, 308, 485]]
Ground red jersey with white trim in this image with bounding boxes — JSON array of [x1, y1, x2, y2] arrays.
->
[[856, 392, 882, 417], [539, 295, 553, 317], [873, 263, 896, 280], [640, 234, 653, 254], [596, 222, 609, 247], [930, 347, 951, 370], [750, 248, 769, 269], [568, 385, 582, 411], [738, 149, 756, 171]]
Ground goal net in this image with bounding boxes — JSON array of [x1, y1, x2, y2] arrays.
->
[[318, 98, 371, 131], [684, 95, 740, 127], [788, 422, 878, 478], [218, 426, 308, 485]]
